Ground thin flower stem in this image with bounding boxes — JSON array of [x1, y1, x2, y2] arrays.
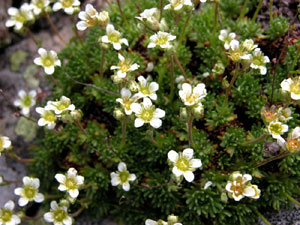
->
[[225, 62, 239, 105], [44, 12, 66, 45], [104, 0, 113, 8], [289, 44, 300, 74], [2, 177, 22, 184], [238, 0, 249, 20], [255, 209, 271, 225], [26, 27, 38, 47], [177, 10, 192, 48], [269, 0, 273, 23], [173, 54, 187, 80], [252, 0, 263, 22], [116, 0, 128, 24], [187, 113, 194, 148], [22, 215, 43, 221], [212, 1, 219, 46], [4, 152, 34, 163], [100, 51, 106, 80], [285, 193, 300, 207], [72, 15, 82, 41], [71, 207, 85, 217], [159, 0, 164, 22], [49, 75, 61, 87], [45, 194, 62, 199], [169, 56, 175, 102], [241, 134, 267, 146], [74, 120, 88, 136], [253, 151, 291, 169]]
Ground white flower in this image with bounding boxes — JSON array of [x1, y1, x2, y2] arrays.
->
[[53, 0, 80, 15], [0, 136, 12, 156], [164, 0, 193, 11], [168, 148, 202, 182], [13, 90, 36, 116], [242, 39, 257, 52], [55, 168, 84, 199], [175, 75, 185, 89], [131, 98, 165, 128], [14, 177, 44, 207], [148, 31, 176, 49], [110, 53, 139, 78], [267, 121, 288, 139], [45, 96, 75, 115], [218, 30, 236, 50], [0, 201, 21, 225], [110, 162, 136, 191], [76, 4, 109, 31], [204, 181, 213, 190], [36, 107, 57, 129], [133, 76, 159, 100], [277, 127, 300, 152], [31, 0, 50, 15], [145, 219, 168, 225], [5, 4, 34, 30], [34, 48, 61, 75], [250, 48, 270, 75], [225, 172, 259, 201], [281, 77, 300, 100], [116, 88, 137, 115], [101, 24, 128, 50], [136, 8, 159, 23], [179, 83, 207, 106], [44, 201, 72, 225], [229, 40, 251, 61], [146, 62, 154, 72], [278, 107, 292, 122]]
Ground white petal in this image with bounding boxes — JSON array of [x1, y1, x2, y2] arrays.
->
[[118, 53, 125, 61], [78, 11, 88, 21], [63, 216, 73, 225], [150, 118, 162, 128], [154, 108, 165, 118], [291, 92, 300, 100], [172, 166, 183, 177], [64, 7, 75, 15], [242, 174, 252, 182], [44, 66, 55, 75], [113, 43, 122, 50], [225, 182, 233, 192], [182, 148, 194, 160], [121, 38, 128, 46], [128, 174, 136, 181], [292, 127, 300, 139], [76, 175, 84, 185], [130, 103, 142, 114], [8, 7, 18, 16], [145, 219, 157, 225], [5, 19, 15, 27], [111, 177, 121, 186], [2, 137, 11, 148], [118, 162, 127, 172], [23, 176, 31, 185], [101, 35, 109, 43], [183, 171, 195, 182], [55, 174, 66, 183], [280, 79, 292, 92], [204, 181, 212, 190], [29, 90, 37, 98], [34, 193, 44, 203], [76, 21, 88, 31], [32, 178, 40, 188], [50, 201, 59, 210], [69, 189, 79, 198], [37, 118, 47, 126], [121, 88, 131, 98], [4, 200, 14, 210], [190, 159, 202, 168], [38, 48, 47, 57], [168, 150, 178, 163], [44, 212, 54, 222], [14, 187, 23, 196], [122, 182, 130, 191], [147, 42, 156, 48], [135, 118, 145, 127], [243, 186, 256, 197], [149, 82, 159, 92], [232, 193, 244, 201], [18, 197, 29, 206], [58, 184, 67, 191], [142, 97, 152, 107], [181, 83, 192, 96]]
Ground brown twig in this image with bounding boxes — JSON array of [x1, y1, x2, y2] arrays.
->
[[44, 12, 66, 45], [173, 54, 187, 80], [4, 152, 34, 163]]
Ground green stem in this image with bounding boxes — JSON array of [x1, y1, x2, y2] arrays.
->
[[252, 0, 263, 22], [121, 119, 126, 148], [100, 51, 106, 80], [212, 2, 219, 46], [269, 0, 273, 23], [116, 0, 128, 24], [289, 44, 300, 74], [169, 56, 175, 103], [238, 0, 249, 20], [285, 193, 300, 207], [188, 113, 194, 148], [177, 10, 192, 48], [241, 134, 266, 146], [173, 54, 187, 80], [225, 62, 239, 105], [255, 209, 271, 225], [159, 0, 164, 22]]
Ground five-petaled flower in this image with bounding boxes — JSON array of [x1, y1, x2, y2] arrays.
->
[[101, 24, 128, 51], [218, 30, 236, 50], [45, 96, 75, 115], [277, 127, 300, 152], [55, 168, 84, 199], [267, 121, 288, 139], [131, 98, 165, 128], [53, 0, 80, 15], [44, 201, 72, 225], [281, 76, 300, 100], [116, 88, 138, 115], [134, 76, 159, 100], [225, 172, 260, 201], [111, 162, 136, 191], [164, 0, 193, 11], [13, 90, 36, 116], [14, 176, 44, 207], [34, 48, 61, 75], [0, 136, 12, 156], [36, 107, 58, 129], [6, 3, 34, 31], [136, 8, 159, 24], [0, 201, 21, 225], [168, 148, 202, 182], [228, 40, 251, 62], [31, 0, 50, 15], [110, 53, 139, 79], [179, 83, 207, 106], [148, 31, 176, 49]]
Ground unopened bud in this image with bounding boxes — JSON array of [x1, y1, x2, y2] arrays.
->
[[167, 214, 178, 223], [113, 108, 125, 120], [71, 109, 83, 121], [180, 107, 188, 120]]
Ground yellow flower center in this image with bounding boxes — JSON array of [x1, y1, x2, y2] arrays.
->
[[43, 111, 57, 122], [119, 61, 130, 73], [230, 180, 245, 196], [1, 209, 12, 223], [186, 95, 196, 104], [53, 209, 67, 222], [118, 171, 130, 183], [269, 123, 283, 135], [155, 35, 168, 46], [34, 0, 45, 8], [22, 95, 32, 107], [42, 56, 54, 67], [16, 11, 27, 23], [108, 32, 120, 43], [122, 99, 131, 111], [62, 0, 74, 8], [56, 101, 70, 111], [140, 108, 154, 122], [0, 139, 3, 150], [290, 81, 300, 95], [175, 155, 190, 172], [230, 51, 242, 62], [24, 186, 37, 200], [65, 177, 77, 190], [287, 139, 300, 152]]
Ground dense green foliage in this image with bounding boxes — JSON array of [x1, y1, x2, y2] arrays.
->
[[28, 0, 300, 224]]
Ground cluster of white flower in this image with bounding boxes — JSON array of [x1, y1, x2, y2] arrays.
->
[[219, 30, 270, 75], [281, 76, 300, 101], [225, 172, 261, 201], [146, 214, 182, 225], [36, 96, 80, 129], [76, 4, 109, 31]]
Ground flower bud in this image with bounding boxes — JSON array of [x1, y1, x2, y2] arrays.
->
[[167, 214, 178, 223], [61, 113, 74, 124], [113, 108, 125, 120], [129, 81, 138, 92], [146, 62, 154, 72], [71, 109, 83, 121], [212, 61, 225, 75], [98, 11, 109, 27], [59, 199, 70, 208], [180, 107, 188, 121]]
